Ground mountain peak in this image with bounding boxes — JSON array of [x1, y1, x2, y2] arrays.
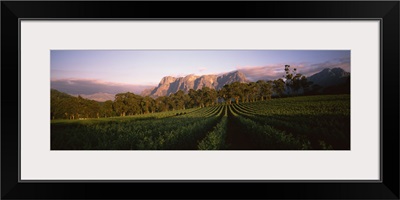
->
[[159, 76, 176, 86], [227, 70, 244, 75], [232, 70, 247, 78], [321, 68, 331, 72], [330, 67, 347, 74], [308, 67, 350, 87]]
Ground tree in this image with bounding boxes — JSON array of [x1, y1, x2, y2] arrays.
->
[[87, 100, 101, 118], [283, 65, 310, 95], [51, 89, 72, 119], [166, 95, 176, 111], [188, 89, 204, 108], [200, 87, 217, 107], [209, 88, 218, 106], [155, 96, 169, 112], [256, 80, 273, 100], [101, 100, 114, 117], [291, 74, 303, 94], [114, 93, 130, 116], [141, 96, 155, 114], [218, 86, 229, 105], [228, 82, 243, 104], [240, 83, 249, 103], [66, 97, 79, 119], [123, 92, 142, 115], [273, 79, 286, 97], [51, 89, 106, 120], [182, 93, 192, 109], [247, 82, 259, 102], [300, 76, 312, 94], [284, 65, 295, 95], [168, 90, 185, 110]]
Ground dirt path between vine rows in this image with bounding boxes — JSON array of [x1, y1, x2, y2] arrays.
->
[[225, 105, 255, 150]]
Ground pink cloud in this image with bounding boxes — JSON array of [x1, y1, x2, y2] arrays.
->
[[236, 57, 350, 82], [236, 64, 292, 81], [51, 79, 155, 96]]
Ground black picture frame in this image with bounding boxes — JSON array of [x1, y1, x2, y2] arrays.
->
[[1, 1, 399, 199]]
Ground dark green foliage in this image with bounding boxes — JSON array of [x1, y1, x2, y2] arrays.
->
[[229, 105, 308, 150], [230, 95, 350, 150], [51, 89, 102, 120], [52, 106, 223, 150], [198, 106, 228, 150], [272, 79, 286, 97], [51, 95, 350, 150]]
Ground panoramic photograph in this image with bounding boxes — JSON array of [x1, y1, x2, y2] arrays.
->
[[51, 50, 350, 150]]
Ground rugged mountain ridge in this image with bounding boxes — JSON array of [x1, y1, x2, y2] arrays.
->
[[142, 71, 249, 97], [308, 67, 350, 87]]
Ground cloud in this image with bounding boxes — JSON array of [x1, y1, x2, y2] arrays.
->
[[237, 56, 350, 81], [198, 67, 207, 73], [237, 64, 285, 81], [309, 57, 350, 73], [51, 79, 155, 96]]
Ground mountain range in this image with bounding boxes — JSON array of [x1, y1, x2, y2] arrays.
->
[[142, 68, 350, 98], [141, 71, 249, 97], [54, 67, 350, 101]]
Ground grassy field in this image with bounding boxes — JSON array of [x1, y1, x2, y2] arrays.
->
[[51, 94, 350, 150]]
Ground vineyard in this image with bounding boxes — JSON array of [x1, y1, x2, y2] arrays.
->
[[51, 94, 350, 150]]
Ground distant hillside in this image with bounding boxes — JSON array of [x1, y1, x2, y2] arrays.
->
[[51, 89, 104, 119], [308, 68, 350, 87], [142, 71, 249, 97], [308, 68, 350, 94], [71, 92, 115, 102]]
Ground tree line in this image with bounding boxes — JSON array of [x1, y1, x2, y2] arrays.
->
[[51, 65, 312, 120]]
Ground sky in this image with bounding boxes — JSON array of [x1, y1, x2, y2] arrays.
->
[[51, 50, 350, 97]]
